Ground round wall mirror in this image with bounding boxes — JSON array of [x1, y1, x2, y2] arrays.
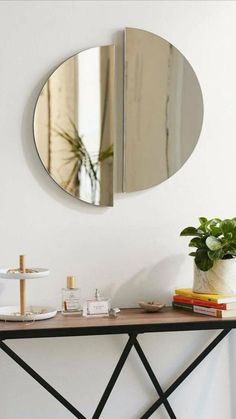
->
[[33, 28, 203, 206]]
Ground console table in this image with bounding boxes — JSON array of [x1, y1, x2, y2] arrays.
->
[[0, 307, 234, 419]]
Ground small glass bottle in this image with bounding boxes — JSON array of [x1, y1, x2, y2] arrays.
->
[[83, 289, 111, 317], [62, 276, 81, 315]]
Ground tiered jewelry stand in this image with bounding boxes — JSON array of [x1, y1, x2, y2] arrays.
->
[[0, 255, 57, 321]]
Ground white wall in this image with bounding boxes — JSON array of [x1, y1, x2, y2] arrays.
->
[[0, 1, 236, 418]]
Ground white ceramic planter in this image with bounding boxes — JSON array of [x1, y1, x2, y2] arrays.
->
[[193, 259, 236, 294]]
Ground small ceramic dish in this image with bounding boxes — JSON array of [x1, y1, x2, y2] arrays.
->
[[139, 301, 165, 313], [0, 306, 57, 321]]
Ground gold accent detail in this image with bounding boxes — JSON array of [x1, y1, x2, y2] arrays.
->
[[67, 276, 76, 289]]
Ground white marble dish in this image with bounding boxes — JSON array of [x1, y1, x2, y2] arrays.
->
[[0, 268, 50, 280], [139, 301, 165, 313], [0, 306, 57, 321]]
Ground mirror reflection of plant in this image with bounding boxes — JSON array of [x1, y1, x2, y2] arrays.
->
[[53, 120, 113, 203], [180, 217, 236, 271]]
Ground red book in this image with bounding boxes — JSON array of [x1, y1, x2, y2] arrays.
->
[[173, 294, 236, 310]]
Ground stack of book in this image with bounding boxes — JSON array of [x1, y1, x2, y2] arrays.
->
[[173, 288, 236, 318]]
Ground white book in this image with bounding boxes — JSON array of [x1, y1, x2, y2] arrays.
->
[[193, 305, 236, 318]]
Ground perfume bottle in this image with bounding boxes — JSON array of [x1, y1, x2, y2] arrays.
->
[[62, 276, 81, 315], [83, 289, 111, 317]]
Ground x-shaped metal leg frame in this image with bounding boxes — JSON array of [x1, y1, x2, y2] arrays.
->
[[139, 328, 231, 418], [92, 332, 176, 419], [0, 328, 231, 419]]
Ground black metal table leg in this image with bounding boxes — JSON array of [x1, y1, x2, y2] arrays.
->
[[133, 337, 176, 419], [140, 328, 231, 419], [92, 333, 138, 419], [0, 326, 231, 419], [0, 341, 86, 419]]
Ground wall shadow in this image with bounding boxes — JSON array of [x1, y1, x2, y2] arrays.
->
[[110, 254, 185, 307]]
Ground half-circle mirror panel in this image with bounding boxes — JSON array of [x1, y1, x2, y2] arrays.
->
[[123, 28, 204, 192], [34, 46, 115, 206]]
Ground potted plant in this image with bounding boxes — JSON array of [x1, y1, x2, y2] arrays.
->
[[180, 217, 236, 294]]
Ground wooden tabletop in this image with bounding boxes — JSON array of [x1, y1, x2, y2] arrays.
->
[[0, 308, 236, 340]]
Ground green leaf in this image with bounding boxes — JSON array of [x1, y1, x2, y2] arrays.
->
[[195, 249, 214, 271], [221, 220, 236, 241], [224, 232, 233, 241], [189, 252, 196, 257], [221, 219, 236, 235], [208, 249, 224, 261], [188, 237, 204, 248], [205, 219, 222, 235], [226, 245, 236, 256], [198, 217, 208, 232], [180, 227, 201, 237], [208, 226, 222, 236], [212, 218, 222, 223], [206, 236, 222, 251]]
